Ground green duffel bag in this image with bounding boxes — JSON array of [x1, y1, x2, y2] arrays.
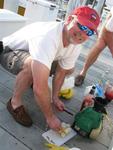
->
[[72, 107, 103, 139]]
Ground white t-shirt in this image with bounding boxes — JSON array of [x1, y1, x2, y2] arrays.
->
[[3, 21, 80, 70], [105, 7, 113, 32]]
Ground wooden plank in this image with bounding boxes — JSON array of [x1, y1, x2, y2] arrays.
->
[[0, 102, 47, 150], [109, 136, 113, 150], [0, 128, 30, 150], [66, 136, 108, 150]]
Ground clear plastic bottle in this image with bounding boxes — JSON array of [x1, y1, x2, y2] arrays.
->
[[94, 70, 110, 98], [99, 70, 109, 90], [84, 85, 96, 96], [89, 85, 96, 95]]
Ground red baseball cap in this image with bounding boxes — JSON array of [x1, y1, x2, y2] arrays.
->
[[71, 6, 100, 34]]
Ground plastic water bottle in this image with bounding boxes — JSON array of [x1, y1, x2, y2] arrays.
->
[[84, 85, 96, 96], [89, 85, 96, 95], [94, 70, 109, 97], [99, 70, 109, 90]]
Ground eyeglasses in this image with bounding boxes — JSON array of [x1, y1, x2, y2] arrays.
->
[[77, 23, 94, 36]]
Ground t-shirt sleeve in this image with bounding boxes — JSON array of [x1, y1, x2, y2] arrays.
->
[[105, 7, 113, 32], [58, 46, 81, 70], [28, 36, 57, 70]]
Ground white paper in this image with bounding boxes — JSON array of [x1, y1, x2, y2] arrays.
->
[[42, 128, 77, 146]]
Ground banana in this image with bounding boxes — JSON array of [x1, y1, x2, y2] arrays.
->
[[59, 88, 74, 100]]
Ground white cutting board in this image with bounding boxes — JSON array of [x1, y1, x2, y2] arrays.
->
[[42, 128, 77, 146]]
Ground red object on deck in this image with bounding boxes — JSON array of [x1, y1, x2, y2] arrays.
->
[[80, 95, 94, 111], [105, 87, 113, 101]]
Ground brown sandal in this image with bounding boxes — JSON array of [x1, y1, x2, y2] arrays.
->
[[74, 75, 85, 86], [7, 99, 33, 127]]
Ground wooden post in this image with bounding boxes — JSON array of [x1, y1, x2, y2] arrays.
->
[[0, 0, 4, 8], [18, 6, 25, 16]]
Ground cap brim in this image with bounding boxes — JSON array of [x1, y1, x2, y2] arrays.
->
[[77, 16, 98, 35]]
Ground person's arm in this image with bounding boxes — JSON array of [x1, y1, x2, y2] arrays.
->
[[80, 37, 107, 76], [52, 64, 72, 111], [31, 60, 61, 131], [79, 11, 112, 77]]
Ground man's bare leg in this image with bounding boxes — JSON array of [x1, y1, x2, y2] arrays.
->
[[11, 57, 33, 109]]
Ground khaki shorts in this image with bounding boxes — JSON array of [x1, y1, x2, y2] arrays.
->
[[0, 46, 58, 75], [0, 47, 30, 75]]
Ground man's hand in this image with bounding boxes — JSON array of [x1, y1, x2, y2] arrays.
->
[[53, 97, 65, 111], [46, 115, 62, 131]]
